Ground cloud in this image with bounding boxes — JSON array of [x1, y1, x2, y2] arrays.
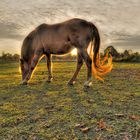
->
[[0, 38, 21, 55], [0, 0, 140, 54], [0, 22, 23, 39], [111, 35, 140, 52]]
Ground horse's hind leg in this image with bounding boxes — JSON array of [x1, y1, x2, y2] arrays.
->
[[46, 54, 53, 82], [80, 49, 92, 87], [21, 50, 43, 84], [68, 52, 83, 85]]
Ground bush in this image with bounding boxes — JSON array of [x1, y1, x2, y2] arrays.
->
[[0, 52, 20, 62]]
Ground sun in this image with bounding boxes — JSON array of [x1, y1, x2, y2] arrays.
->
[[71, 48, 77, 56]]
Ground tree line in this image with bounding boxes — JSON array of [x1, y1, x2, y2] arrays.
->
[[0, 51, 76, 62], [0, 46, 140, 62], [104, 46, 140, 62]]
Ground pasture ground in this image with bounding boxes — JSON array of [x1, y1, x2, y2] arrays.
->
[[0, 61, 140, 140]]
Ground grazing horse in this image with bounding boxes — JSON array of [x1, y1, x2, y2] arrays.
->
[[20, 18, 113, 87]]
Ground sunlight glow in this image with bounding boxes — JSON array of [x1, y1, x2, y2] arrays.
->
[[71, 48, 77, 56], [19, 66, 21, 74]]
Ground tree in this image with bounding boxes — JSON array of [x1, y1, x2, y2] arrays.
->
[[104, 45, 120, 58], [13, 54, 20, 60]]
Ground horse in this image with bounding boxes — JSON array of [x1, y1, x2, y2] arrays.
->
[[20, 18, 113, 87]]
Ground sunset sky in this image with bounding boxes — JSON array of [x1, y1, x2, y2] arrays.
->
[[0, 0, 140, 55]]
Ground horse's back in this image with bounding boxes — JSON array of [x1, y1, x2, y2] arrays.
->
[[36, 18, 90, 32]]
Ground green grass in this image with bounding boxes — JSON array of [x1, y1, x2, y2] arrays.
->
[[0, 61, 140, 140]]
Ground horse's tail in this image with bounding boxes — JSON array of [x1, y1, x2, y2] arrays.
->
[[89, 23, 113, 82], [93, 26, 100, 68]]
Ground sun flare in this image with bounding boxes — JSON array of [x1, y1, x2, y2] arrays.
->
[[71, 48, 77, 56]]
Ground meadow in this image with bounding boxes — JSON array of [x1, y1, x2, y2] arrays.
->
[[0, 61, 140, 140]]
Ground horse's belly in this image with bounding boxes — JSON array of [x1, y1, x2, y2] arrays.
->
[[46, 40, 74, 55], [51, 45, 74, 55]]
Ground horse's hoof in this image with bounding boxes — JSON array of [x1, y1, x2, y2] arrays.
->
[[84, 81, 92, 88], [47, 78, 53, 83], [20, 80, 27, 85], [67, 81, 75, 86], [47, 80, 51, 83]]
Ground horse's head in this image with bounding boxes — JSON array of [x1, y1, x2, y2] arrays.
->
[[20, 58, 29, 80]]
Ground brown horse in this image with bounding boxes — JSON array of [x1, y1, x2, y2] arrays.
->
[[20, 18, 113, 87]]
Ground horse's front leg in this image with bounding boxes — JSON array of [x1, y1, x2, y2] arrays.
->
[[80, 49, 92, 87], [68, 52, 83, 85], [21, 51, 42, 85], [46, 54, 53, 82]]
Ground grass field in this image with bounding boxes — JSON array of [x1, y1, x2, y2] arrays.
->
[[0, 61, 140, 140]]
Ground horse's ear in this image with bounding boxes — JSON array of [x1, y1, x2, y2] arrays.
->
[[20, 58, 24, 64]]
